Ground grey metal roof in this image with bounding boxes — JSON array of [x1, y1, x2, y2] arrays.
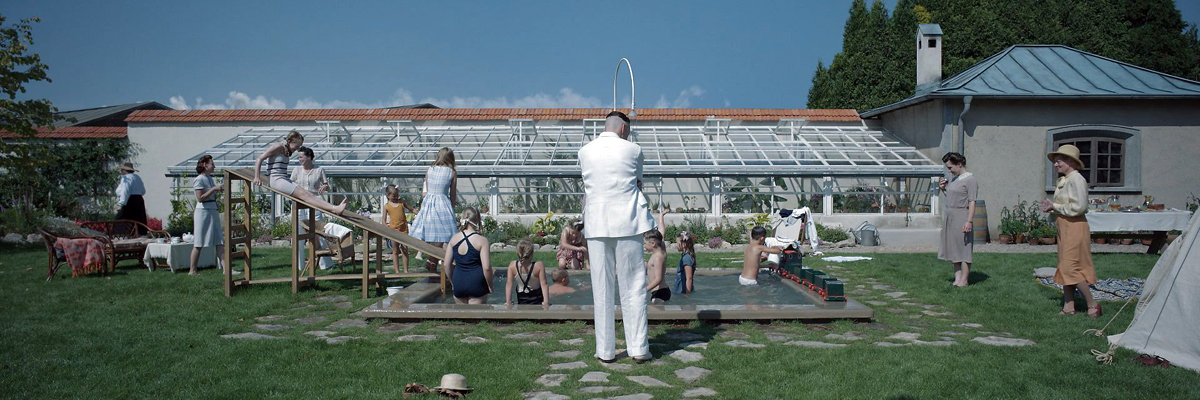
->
[[54, 101, 172, 127], [918, 24, 942, 36], [861, 45, 1200, 117]]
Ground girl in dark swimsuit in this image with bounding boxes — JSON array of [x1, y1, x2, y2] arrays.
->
[[443, 207, 493, 304], [505, 240, 549, 306]]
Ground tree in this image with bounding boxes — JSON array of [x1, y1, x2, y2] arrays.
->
[[0, 15, 58, 222], [807, 0, 1200, 110]]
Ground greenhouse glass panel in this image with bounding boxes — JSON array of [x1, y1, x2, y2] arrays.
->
[[644, 177, 711, 213]]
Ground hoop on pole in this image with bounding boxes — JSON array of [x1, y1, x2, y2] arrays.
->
[[613, 58, 636, 117]]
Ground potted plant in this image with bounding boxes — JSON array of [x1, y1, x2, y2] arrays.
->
[[1038, 225, 1057, 245], [1094, 237, 1108, 244], [1120, 233, 1135, 245]]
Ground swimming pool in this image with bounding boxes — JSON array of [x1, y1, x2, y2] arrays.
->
[[360, 269, 873, 321]]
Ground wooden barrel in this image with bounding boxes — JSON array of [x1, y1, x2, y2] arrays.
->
[[973, 199, 990, 243]]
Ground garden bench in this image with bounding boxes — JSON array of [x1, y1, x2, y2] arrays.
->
[[37, 227, 114, 281]]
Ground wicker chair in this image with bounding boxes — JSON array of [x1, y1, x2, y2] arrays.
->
[[299, 220, 356, 269], [37, 228, 114, 281], [78, 220, 169, 269]]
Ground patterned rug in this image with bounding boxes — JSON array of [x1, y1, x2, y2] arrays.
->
[[1037, 277, 1144, 301]]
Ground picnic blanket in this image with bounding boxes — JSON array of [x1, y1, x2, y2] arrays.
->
[[54, 237, 107, 277], [1037, 276, 1144, 301]]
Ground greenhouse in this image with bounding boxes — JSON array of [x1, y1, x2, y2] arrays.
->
[[168, 117, 945, 218]]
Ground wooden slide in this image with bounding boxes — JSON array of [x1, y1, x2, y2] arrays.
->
[[222, 168, 445, 298]]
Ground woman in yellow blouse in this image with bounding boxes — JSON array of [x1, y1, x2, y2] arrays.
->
[[1040, 145, 1100, 318]]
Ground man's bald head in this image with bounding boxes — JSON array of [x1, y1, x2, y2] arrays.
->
[[605, 111, 630, 139]]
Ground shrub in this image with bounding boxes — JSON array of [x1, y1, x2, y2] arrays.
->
[[706, 237, 724, 249], [166, 191, 195, 237], [269, 220, 292, 239], [499, 220, 530, 244], [816, 223, 850, 243], [481, 216, 499, 234]]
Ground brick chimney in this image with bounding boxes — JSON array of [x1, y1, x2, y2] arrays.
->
[[916, 24, 943, 92]]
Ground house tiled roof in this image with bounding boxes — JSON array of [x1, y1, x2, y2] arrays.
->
[[54, 102, 171, 127], [0, 126, 127, 139], [126, 108, 861, 123]]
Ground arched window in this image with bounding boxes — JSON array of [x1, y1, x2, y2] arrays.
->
[[1046, 125, 1141, 192]]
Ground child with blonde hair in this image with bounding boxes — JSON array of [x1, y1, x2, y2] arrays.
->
[[548, 269, 578, 296], [557, 219, 588, 270], [382, 185, 416, 273], [505, 240, 549, 306], [442, 207, 492, 304]]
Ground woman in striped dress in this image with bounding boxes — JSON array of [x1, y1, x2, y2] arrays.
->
[[252, 130, 346, 215], [409, 147, 459, 268]]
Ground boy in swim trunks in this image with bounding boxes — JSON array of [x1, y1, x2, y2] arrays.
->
[[548, 269, 578, 297], [645, 210, 670, 302], [741, 226, 783, 285]]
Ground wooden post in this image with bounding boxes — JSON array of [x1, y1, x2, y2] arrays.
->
[[244, 180, 253, 282], [290, 201, 299, 295], [361, 232, 371, 299], [375, 235, 383, 294], [308, 208, 316, 281], [223, 170, 233, 297]]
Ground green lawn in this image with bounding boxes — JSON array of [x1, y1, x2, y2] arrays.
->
[[1, 244, 1195, 399]]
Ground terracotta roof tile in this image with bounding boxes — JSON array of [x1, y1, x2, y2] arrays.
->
[[0, 126, 127, 139], [126, 108, 860, 123]]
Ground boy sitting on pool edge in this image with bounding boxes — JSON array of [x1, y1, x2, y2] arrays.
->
[[741, 226, 784, 285]]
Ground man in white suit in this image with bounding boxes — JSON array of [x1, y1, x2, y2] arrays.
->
[[578, 111, 657, 363]]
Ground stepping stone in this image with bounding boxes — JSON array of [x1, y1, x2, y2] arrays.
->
[[255, 315, 288, 322], [718, 331, 750, 339], [663, 331, 706, 341], [683, 387, 718, 398], [460, 336, 489, 344], [605, 394, 653, 400], [922, 304, 943, 310], [506, 331, 554, 340], [882, 292, 908, 299], [290, 304, 314, 310], [913, 340, 957, 346], [971, 336, 1036, 347], [825, 331, 866, 341], [848, 289, 872, 295], [579, 386, 621, 394], [559, 338, 584, 345], [253, 324, 290, 331], [674, 366, 711, 383], [783, 340, 848, 349], [765, 332, 797, 342], [333, 302, 354, 309], [328, 319, 368, 328], [580, 371, 610, 383], [536, 374, 568, 387], [626, 375, 671, 387], [523, 391, 569, 400], [599, 362, 634, 372], [937, 331, 965, 336], [886, 308, 908, 314], [323, 336, 360, 344], [679, 341, 708, 349], [524, 341, 542, 346], [304, 330, 337, 337], [315, 294, 349, 303], [221, 332, 279, 340], [293, 317, 325, 325], [723, 340, 765, 348], [886, 332, 921, 341], [376, 322, 416, 333], [865, 301, 889, 306], [957, 323, 984, 329], [546, 350, 580, 358], [549, 361, 588, 371], [872, 284, 895, 290], [873, 342, 908, 347], [666, 349, 704, 363], [900, 302, 921, 306], [922, 310, 953, 316], [394, 335, 436, 342], [1033, 267, 1056, 278]]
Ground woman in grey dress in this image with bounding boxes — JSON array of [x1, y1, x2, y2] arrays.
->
[[190, 155, 226, 276], [937, 152, 977, 287]]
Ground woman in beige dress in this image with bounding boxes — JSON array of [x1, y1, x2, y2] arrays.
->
[[938, 152, 977, 287], [1040, 144, 1100, 317]]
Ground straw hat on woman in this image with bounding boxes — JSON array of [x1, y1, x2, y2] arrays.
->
[[1040, 144, 1100, 317]]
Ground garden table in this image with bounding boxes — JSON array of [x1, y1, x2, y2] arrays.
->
[[1087, 210, 1193, 254], [142, 241, 217, 273]]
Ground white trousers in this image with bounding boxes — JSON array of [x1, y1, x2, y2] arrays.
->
[[587, 235, 649, 360], [297, 209, 335, 270]]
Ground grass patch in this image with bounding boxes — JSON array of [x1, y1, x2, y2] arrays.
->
[[0, 244, 1195, 399]]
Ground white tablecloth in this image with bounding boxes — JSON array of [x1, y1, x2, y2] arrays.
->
[[1086, 210, 1193, 232], [142, 242, 217, 273]]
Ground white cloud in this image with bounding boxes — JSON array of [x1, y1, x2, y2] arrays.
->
[[418, 88, 603, 108], [654, 85, 705, 108], [167, 91, 286, 110], [168, 96, 189, 110]]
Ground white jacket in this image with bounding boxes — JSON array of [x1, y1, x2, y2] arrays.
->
[[578, 132, 657, 238]]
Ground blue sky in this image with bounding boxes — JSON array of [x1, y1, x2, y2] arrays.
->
[[4, 1, 1200, 111]]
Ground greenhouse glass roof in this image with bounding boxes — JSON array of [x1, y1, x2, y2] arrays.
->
[[169, 119, 943, 178]]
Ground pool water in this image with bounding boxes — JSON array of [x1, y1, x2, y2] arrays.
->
[[441, 270, 816, 306]]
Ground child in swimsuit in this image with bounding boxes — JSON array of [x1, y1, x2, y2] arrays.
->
[[548, 269, 577, 297], [505, 240, 549, 306], [741, 225, 783, 285], [645, 210, 669, 303], [383, 185, 416, 273], [673, 230, 697, 294], [443, 207, 492, 304], [556, 219, 588, 270]]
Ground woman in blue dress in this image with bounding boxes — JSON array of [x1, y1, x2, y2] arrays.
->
[[442, 207, 493, 304], [409, 147, 459, 268]]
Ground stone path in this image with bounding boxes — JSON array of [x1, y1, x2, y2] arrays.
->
[[221, 332, 279, 340]]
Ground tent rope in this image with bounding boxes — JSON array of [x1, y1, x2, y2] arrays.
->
[[1084, 295, 1139, 365]]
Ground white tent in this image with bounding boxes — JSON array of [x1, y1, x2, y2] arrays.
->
[[1107, 212, 1200, 372]]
